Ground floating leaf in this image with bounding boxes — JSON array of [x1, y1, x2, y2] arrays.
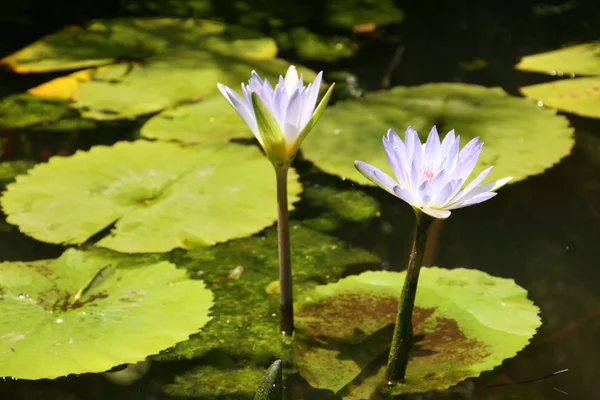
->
[[164, 365, 264, 398], [140, 96, 253, 144], [276, 28, 356, 62], [1, 140, 301, 253], [0, 94, 71, 129], [10, 18, 314, 121], [302, 83, 574, 184], [28, 69, 94, 100], [155, 223, 381, 362], [72, 54, 315, 120], [0, 248, 213, 380], [294, 268, 541, 396], [515, 42, 600, 76], [520, 77, 600, 119], [2, 18, 276, 73], [326, 0, 404, 30]]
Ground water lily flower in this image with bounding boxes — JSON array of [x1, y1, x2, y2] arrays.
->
[[355, 126, 512, 219], [218, 66, 334, 167]]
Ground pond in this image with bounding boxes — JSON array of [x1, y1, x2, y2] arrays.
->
[[0, 1, 598, 399]]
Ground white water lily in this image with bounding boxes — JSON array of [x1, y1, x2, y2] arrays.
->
[[355, 126, 513, 219], [218, 66, 334, 166]]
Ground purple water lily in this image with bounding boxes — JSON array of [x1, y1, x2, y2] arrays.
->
[[218, 66, 333, 166], [355, 126, 512, 219]]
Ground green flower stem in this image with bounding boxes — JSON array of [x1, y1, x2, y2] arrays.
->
[[386, 211, 435, 383], [275, 164, 294, 336]]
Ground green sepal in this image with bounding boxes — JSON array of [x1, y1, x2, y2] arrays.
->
[[251, 92, 287, 165]]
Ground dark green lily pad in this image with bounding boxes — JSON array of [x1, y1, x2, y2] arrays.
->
[[1, 18, 276, 73], [302, 83, 574, 184], [155, 223, 381, 362], [326, 0, 404, 30], [1, 140, 302, 253], [294, 268, 541, 396], [0, 94, 72, 129], [164, 365, 265, 398], [276, 28, 356, 62], [3, 18, 316, 121], [0, 248, 213, 380]]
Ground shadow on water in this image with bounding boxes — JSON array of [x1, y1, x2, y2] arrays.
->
[[0, 0, 600, 399]]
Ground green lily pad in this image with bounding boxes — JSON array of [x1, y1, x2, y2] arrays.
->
[[326, 0, 404, 30], [276, 28, 356, 62], [0, 161, 34, 185], [0, 248, 213, 380], [1, 140, 302, 253], [520, 77, 600, 119], [155, 223, 381, 362], [140, 96, 253, 144], [302, 83, 574, 184], [72, 52, 315, 120], [515, 42, 600, 76], [0, 94, 70, 129], [294, 268, 541, 396], [1, 18, 276, 73], [164, 365, 265, 398], [3, 18, 312, 121]]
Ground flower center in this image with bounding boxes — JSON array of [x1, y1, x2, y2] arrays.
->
[[423, 169, 435, 183]]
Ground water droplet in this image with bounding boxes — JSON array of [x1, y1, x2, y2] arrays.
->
[[341, 176, 347, 181], [557, 71, 564, 77], [536, 101, 544, 107], [549, 70, 557, 76], [569, 72, 576, 78], [56, 318, 63, 324], [333, 128, 341, 135], [18, 294, 24, 299]]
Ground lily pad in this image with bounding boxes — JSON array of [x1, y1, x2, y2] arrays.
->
[[520, 77, 600, 119], [294, 268, 541, 396], [275, 28, 356, 62], [0, 248, 213, 380], [1, 140, 302, 253], [155, 223, 381, 362], [1, 18, 276, 73], [326, 0, 404, 30], [71, 54, 315, 120], [302, 83, 574, 184], [515, 42, 600, 76], [0, 94, 71, 129], [140, 96, 253, 144], [8, 17, 316, 121]]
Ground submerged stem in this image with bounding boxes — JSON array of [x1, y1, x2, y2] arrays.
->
[[386, 211, 434, 383], [275, 165, 294, 336]]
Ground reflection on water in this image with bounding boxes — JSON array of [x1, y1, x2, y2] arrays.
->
[[1, 0, 600, 399]]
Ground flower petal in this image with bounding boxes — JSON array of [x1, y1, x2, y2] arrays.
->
[[420, 207, 451, 219], [284, 66, 299, 93], [448, 192, 497, 209], [355, 160, 398, 195], [217, 83, 259, 137], [393, 186, 419, 206]]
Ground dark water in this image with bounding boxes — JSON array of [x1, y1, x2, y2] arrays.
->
[[0, 0, 599, 399]]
